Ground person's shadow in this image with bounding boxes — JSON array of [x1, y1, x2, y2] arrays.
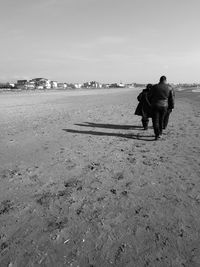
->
[[74, 122, 143, 130], [63, 122, 154, 141]]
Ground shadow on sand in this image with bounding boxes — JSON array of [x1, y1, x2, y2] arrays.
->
[[63, 123, 155, 141], [74, 122, 144, 130]]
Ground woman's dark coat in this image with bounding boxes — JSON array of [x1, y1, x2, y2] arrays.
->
[[135, 89, 152, 118]]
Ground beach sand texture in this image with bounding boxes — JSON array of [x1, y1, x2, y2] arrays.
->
[[0, 88, 200, 267]]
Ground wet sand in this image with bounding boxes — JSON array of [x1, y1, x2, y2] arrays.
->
[[0, 88, 200, 267]]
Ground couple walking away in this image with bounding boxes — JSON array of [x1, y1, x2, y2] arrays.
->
[[135, 76, 175, 140]]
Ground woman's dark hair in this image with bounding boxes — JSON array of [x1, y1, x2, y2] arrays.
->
[[146, 83, 153, 89]]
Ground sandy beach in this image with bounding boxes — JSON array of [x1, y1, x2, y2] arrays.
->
[[0, 88, 200, 267]]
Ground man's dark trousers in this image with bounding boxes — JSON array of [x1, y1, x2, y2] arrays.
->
[[152, 106, 168, 137], [163, 109, 172, 129]]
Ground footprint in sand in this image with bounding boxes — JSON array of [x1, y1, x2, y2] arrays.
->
[[125, 181, 133, 188], [0, 242, 8, 253], [29, 174, 43, 185], [135, 143, 145, 148], [143, 158, 159, 166], [110, 189, 117, 195], [114, 244, 126, 263], [0, 168, 22, 181], [127, 157, 136, 163], [64, 178, 82, 190], [97, 196, 105, 202], [140, 149, 150, 153], [87, 162, 100, 171], [0, 200, 14, 215], [60, 147, 65, 154], [121, 190, 128, 196], [36, 191, 56, 208], [46, 217, 68, 232], [113, 172, 124, 180], [64, 159, 76, 170]]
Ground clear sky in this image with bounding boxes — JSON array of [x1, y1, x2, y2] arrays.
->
[[0, 0, 200, 83]]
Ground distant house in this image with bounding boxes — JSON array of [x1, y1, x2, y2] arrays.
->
[[102, 84, 110, 88], [16, 80, 28, 89], [67, 83, 76, 89], [82, 81, 101, 89], [57, 83, 67, 89], [0, 83, 14, 89], [134, 83, 146, 88], [17, 80, 27, 85], [109, 83, 125, 88], [74, 83, 82, 89], [9, 83, 15, 88], [30, 78, 51, 89], [26, 81, 35, 89], [51, 81, 58, 89], [37, 86, 44, 90], [126, 83, 135, 88]]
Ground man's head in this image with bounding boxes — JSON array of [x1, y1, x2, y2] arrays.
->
[[159, 76, 167, 84]]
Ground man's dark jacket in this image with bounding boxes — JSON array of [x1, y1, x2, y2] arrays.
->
[[149, 83, 174, 109], [135, 89, 152, 118]]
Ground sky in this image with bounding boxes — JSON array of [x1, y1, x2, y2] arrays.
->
[[0, 0, 200, 83]]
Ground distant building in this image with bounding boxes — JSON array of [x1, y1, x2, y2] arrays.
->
[[0, 83, 14, 89], [67, 83, 76, 89], [126, 83, 135, 88], [30, 78, 51, 89], [26, 81, 35, 89], [102, 84, 110, 88], [74, 83, 82, 89], [37, 86, 44, 90], [9, 83, 15, 88], [118, 82, 125, 88], [16, 80, 28, 89], [109, 83, 125, 88], [134, 83, 146, 88], [57, 83, 67, 89], [51, 81, 58, 89], [17, 80, 27, 85], [82, 81, 101, 89]]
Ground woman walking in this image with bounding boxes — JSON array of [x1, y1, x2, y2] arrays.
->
[[135, 84, 152, 130]]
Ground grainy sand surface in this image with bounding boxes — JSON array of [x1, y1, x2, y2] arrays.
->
[[0, 88, 200, 267]]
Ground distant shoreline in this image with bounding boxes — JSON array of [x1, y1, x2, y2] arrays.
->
[[0, 86, 139, 95], [1, 86, 200, 95]]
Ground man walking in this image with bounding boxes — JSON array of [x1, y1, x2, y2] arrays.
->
[[150, 76, 174, 140]]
